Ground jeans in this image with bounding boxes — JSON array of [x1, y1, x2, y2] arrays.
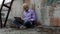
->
[[13, 20, 32, 28], [13, 20, 21, 27]]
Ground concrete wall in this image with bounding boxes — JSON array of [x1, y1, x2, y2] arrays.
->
[[30, 0, 42, 23], [9, 0, 42, 23], [8, 0, 43, 25], [11, 0, 60, 26], [50, 4, 60, 26], [5, 0, 60, 26], [1, 0, 50, 26], [30, 0, 50, 26], [8, 0, 23, 20], [8, 0, 50, 26]]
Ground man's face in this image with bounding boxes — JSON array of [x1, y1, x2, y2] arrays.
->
[[24, 5, 29, 11]]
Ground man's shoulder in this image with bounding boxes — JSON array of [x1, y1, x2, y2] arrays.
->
[[28, 9, 34, 12]]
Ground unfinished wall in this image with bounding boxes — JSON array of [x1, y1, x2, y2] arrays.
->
[[6, 0, 60, 26], [8, 0, 23, 20], [30, 0, 50, 26], [30, 0, 42, 24], [50, 4, 60, 26]]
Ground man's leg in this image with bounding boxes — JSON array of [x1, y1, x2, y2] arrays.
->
[[13, 20, 21, 27], [32, 21, 36, 25], [24, 21, 32, 28]]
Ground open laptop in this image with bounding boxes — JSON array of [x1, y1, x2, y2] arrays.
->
[[14, 17, 24, 23]]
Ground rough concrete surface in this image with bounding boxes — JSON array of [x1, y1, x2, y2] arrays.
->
[[0, 28, 41, 34]]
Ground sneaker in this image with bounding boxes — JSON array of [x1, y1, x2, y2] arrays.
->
[[22, 26, 26, 29], [20, 25, 26, 29]]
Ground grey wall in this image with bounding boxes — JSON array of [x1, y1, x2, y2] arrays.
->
[[9, 0, 42, 23], [1, 0, 60, 26], [1, 0, 50, 26], [30, 0, 42, 23], [8, 0, 23, 20], [30, 0, 50, 26]]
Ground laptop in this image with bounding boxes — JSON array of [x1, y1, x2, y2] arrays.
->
[[14, 17, 24, 23]]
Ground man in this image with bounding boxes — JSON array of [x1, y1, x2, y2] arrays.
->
[[13, 3, 36, 29]]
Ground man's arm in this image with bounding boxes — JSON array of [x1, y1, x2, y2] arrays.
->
[[30, 10, 36, 21]]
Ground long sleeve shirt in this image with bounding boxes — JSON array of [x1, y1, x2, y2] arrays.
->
[[23, 9, 36, 22]]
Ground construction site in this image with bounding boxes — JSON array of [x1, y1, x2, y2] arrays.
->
[[0, 0, 60, 34]]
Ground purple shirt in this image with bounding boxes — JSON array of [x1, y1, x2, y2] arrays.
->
[[23, 9, 36, 22]]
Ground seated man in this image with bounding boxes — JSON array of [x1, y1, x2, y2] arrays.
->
[[13, 3, 36, 29]]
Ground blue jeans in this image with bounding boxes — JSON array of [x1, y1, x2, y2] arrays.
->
[[13, 20, 32, 28], [13, 20, 21, 27]]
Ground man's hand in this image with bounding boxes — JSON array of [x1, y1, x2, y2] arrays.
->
[[30, 19, 34, 21]]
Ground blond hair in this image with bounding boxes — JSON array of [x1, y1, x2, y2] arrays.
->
[[22, 3, 28, 7]]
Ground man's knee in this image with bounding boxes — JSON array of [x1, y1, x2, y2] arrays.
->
[[24, 21, 32, 28]]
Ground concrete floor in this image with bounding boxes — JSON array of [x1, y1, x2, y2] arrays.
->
[[0, 20, 42, 34], [0, 28, 41, 34], [0, 26, 60, 34]]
